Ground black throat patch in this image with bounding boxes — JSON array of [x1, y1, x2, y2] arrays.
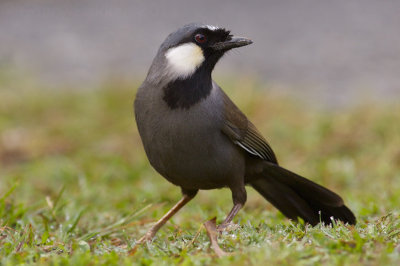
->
[[163, 67, 212, 109]]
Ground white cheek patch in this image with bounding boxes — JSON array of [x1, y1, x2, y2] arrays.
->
[[165, 43, 205, 79]]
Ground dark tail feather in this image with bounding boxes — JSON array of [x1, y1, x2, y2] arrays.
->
[[250, 162, 356, 226]]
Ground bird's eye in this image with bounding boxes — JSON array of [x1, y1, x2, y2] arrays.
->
[[195, 34, 207, 44]]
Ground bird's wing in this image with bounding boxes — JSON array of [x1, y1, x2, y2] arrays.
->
[[220, 89, 278, 164]]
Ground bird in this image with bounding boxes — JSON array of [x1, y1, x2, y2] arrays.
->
[[134, 23, 356, 243]]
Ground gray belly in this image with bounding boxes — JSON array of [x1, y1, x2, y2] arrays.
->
[[135, 89, 245, 190], [145, 114, 244, 190]]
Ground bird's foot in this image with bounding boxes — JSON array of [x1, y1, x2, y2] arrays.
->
[[136, 231, 155, 245], [128, 231, 155, 256], [217, 222, 240, 232], [204, 217, 228, 257]]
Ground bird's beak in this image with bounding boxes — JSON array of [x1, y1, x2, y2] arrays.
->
[[211, 36, 253, 51]]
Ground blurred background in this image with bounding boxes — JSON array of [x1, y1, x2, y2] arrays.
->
[[1, 0, 399, 107], [1, 1, 400, 263]]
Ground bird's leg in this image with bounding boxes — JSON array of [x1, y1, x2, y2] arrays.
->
[[218, 203, 243, 230], [218, 185, 247, 230], [137, 189, 197, 244]]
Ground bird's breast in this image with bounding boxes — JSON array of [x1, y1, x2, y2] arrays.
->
[[135, 84, 244, 189]]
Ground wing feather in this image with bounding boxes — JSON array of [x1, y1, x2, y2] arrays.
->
[[220, 87, 278, 164]]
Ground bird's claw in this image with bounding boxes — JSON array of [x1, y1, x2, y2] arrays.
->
[[128, 232, 155, 256], [136, 231, 155, 244], [217, 222, 239, 232]]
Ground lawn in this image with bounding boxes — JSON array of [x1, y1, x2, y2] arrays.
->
[[1, 73, 399, 265]]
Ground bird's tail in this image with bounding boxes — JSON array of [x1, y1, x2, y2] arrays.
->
[[250, 162, 356, 225]]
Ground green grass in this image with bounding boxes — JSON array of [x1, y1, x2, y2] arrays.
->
[[1, 74, 400, 265]]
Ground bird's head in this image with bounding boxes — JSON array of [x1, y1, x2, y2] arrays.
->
[[147, 23, 252, 84]]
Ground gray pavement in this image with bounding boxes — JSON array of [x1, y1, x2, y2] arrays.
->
[[1, 0, 399, 107]]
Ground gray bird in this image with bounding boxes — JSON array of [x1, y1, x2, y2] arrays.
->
[[134, 23, 355, 243]]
